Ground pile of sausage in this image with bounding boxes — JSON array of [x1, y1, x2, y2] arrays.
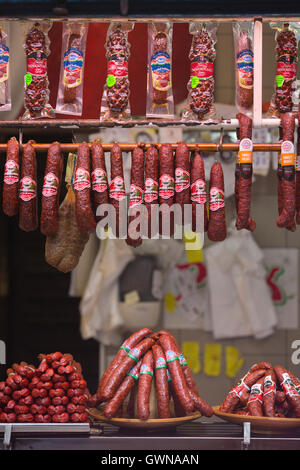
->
[[0, 352, 92, 423], [219, 362, 300, 418], [90, 328, 213, 420]]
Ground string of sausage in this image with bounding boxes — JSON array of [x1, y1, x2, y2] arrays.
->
[[3, 137, 19, 217], [152, 344, 170, 418], [137, 350, 154, 420], [144, 145, 159, 238], [263, 368, 277, 417], [74, 142, 96, 234], [175, 142, 190, 227], [247, 376, 264, 416], [296, 112, 300, 225], [91, 141, 108, 223], [276, 113, 296, 231], [191, 149, 208, 233], [274, 365, 300, 417], [207, 161, 226, 242], [109, 143, 126, 238], [126, 144, 145, 247], [159, 143, 175, 236], [19, 141, 38, 232], [235, 113, 256, 231]]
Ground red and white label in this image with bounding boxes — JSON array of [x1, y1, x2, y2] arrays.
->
[[42, 172, 59, 197], [231, 379, 249, 398], [190, 61, 214, 80], [209, 187, 224, 211], [129, 184, 143, 208], [109, 176, 126, 201], [191, 178, 206, 203], [27, 51, 47, 77], [92, 168, 108, 193], [19, 176, 36, 201], [281, 372, 299, 398], [144, 178, 158, 203], [159, 174, 174, 200], [277, 59, 297, 81], [264, 375, 276, 396], [4, 160, 19, 185], [74, 168, 91, 191], [107, 57, 128, 78], [238, 138, 253, 164], [281, 141, 295, 166], [248, 383, 263, 404], [175, 168, 190, 193]]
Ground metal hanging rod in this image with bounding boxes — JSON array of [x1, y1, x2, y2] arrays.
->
[[0, 142, 282, 152]]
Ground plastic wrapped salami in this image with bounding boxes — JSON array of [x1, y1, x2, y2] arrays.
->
[[100, 22, 134, 121], [56, 22, 88, 116], [233, 22, 254, 116], [0, 21, 11, 111], [23, 21, 54, 120], [182, 22, 217, 121], [146, 22, 174, 118], [268, 22, 300, 117]]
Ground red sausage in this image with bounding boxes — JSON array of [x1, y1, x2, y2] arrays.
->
[[144, 145, 159, 239], [159, 143, 175, 236], [126, 383, 136, 418], [274, 365, 300, 417], [296, 114, 300, 225], [247, 377, 264, 416], [109, 143, 126, 238], [40, 142, 63, 236], [175, 142, 190, 226], [152, 344, 170, 419], [220, 369, 265, 413], [190, 150, 208, 233], [91, 141, 108, 222], [137, 350, 154, 420], [19, 141, 38, 232], [263, 369, 277, 417], [207, 161, 226, 242], [74, 142, 97, 234], [126, 144, 145, 247], [3, 137, 20, 217]]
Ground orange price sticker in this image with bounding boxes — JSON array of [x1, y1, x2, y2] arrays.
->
[[281, 141, 295, 167], [238, 138, 253, 164]]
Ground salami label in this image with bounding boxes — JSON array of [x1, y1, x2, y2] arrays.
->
[[63, 47, 83, 88], [238, 138, 253, 164], [276, 55, 297, 85], [107, 54, 128, 80], [175, 168, 190, 193], [109, 176, 126, 201], [159, 174, 174, 200], [27, 51, 47, 77], [179, 354, 188, 367], [190, 59, 214, 81], [127, 347, 141, 362], [296, 155, 300, 171], [264, 375, 276, 396], [281, 372, 299, 397], [248, 383, 263, 403], [129, 184, 143, 208], [237, 49, 254, 89], [191, 178, 206, 203], [231, 379, 249, 398], [151, 51, 171, 92], [155, 357, 167, 370], [0, 43, 9, 82], [209, 187, 225, 211], [42, 172, 59, 197], [140, 364, 153, 377], [19, 176, 36, 201], [166, 350, 178, 363], [4, 160, 19, 185], [127, 365, 140, 381], [74, 168, 91, 191], [144, 178, 158, 203], [281, 141, 295, 166], [120, 340, 130, 353], [166, 369, 172, 382], [92, 168, 108, 193]]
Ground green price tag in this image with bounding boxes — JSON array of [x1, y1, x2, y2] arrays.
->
[[191, 76, 199, 89], [106, 74, 116, 87], [25, 73, 32, 86], [276, 75, 284, 88]]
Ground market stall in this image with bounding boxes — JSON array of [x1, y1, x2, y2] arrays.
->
[[0, 0, 300, 454]]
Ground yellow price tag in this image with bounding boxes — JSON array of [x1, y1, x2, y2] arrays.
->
[[204, 344, 222, 377], [182, 342, 201, 374], [164, 292, 177, 313], [225, 346, 244, 378], [183, 232, 204, 264]]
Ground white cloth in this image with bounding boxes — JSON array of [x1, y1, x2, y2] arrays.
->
[[205, 230, 277, 340], [69, 233, 99, 297], [79, 238, 134, 346]]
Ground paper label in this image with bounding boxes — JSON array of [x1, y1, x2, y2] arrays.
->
[[155, 356, 167, 370], [144, 178, 158, 203], [127, 347, 142, 362], [120, 340, 130, 353], [74, 167, 91, 191], [129, 184, 143, 208], [107, 55, 128, 79], [151, 51, 171, 92], [109, 176, 126, 201], [209, 187, 224, 211], [42, 172, 59, 197], [4, 160, 19, 185], [190, 60, 214, 81], [281, 141, 295, 166], [237, 49, 254, 89], [140, 364, 153, 377], [0, 43, 9, 82], [179, 353, 188, 367], [264, 375, 276, 396], [239, 138, 253, 164], [248, 383, 263, 403], [63, 47, 83, 88], [281, 372, 299, 397], [19, 176, 36, 201], [191, 178, 206, 203], [159, 174, 174, 199], [175, 168, 190, 193], [92, 168, 107, 193], [27, 51, 47, 77], [127, 364, 140, 381], [276, 55, 297, 85], [166, 350, 178, 363]]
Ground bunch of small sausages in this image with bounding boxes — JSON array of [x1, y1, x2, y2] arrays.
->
[[2, 138, 227, 245], [90, 328, 213, 420], [0, 352, 91, 423], [220, 362, 300, 418]]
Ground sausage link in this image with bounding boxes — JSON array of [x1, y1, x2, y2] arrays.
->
[[274, 365, 300, 417], [263, 369, 277, 417], [175, 142, 190, 226], [91, 141, 108, 222], [144, 145, 159, 238], [247, 376, 264, 416], [3, 137, 20, 217], [126, 383, 136, 418], [74, 142, 97, 234], [126, 144, 145, 247], [152, 344, 170, 419], [104, 361, 142, 419], [249, 362, 273, 373], [159, 143, 174, 236], [191, 150, 208, 233], [109, 143, 126, 238], [40, 142, 63, 236], [207, 161, 226, 241], [220, 368, 265, 413], [158, 334, 194, 415], [19, 141, 38, 232], [137, 350, 154, 420], [296, 114, 300, 224]]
